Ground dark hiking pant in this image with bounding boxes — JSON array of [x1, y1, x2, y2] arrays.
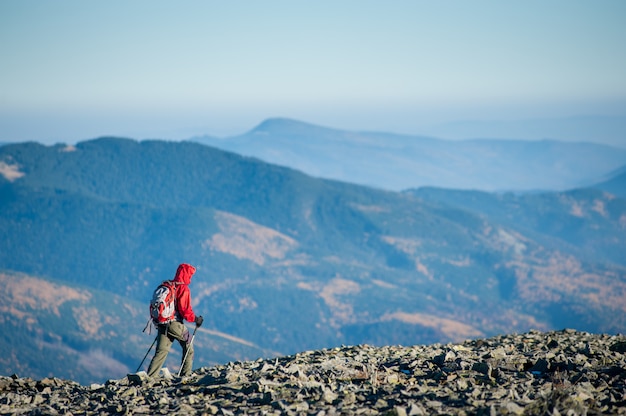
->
[[147, 321, 194, 378]]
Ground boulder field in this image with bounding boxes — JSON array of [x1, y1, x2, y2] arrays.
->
[[2, 329, 625, 415]]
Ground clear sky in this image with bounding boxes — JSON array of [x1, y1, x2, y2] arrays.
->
[[1, 1, 625, 144]]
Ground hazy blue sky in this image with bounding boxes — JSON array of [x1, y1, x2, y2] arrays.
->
[[1, 1, 625, 144]]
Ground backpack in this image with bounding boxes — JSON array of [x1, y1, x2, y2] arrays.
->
[[149, 280, 179, 325]]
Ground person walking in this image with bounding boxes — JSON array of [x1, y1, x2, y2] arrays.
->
[[147, 263, 203, 378]]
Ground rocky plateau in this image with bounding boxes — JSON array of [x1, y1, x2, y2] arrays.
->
[[2, 329, 625, 415]]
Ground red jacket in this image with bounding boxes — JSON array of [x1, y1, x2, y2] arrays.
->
[[172, 263, 196, 323]]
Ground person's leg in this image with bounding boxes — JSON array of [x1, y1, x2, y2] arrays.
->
[[147, 325, 174, 378], [168, 321, 194, 376]]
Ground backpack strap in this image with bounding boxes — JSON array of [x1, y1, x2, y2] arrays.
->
[[168, 280, 183, 325], [167, 280, 182, 322], [142, 318, 152, 334]]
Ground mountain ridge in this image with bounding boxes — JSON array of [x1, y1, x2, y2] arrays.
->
[[592, 166, 626, 199], [193, 118, 626, 192], [422, 114, 626, 148], [1, 137, 625, 384]]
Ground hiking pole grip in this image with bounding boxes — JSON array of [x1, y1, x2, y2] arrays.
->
[[136, 335, 158, 373], [177, 326, 198, 377]]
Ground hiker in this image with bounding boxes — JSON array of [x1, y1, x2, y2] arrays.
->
[[147, 263, 203, 378]]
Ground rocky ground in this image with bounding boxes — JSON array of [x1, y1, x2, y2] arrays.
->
[[1, 329, 625, 415]]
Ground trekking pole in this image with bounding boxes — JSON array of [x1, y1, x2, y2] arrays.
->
[[136, 335, 158, 372], [177, 326, 198, 377]]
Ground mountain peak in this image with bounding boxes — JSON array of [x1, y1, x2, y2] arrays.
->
[[249, 118, 341, 137]]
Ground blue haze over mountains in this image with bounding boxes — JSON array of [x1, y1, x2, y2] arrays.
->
[[418, 115, 626, 150], [193, 118, 626, 192], [0, 120, 625, 385]]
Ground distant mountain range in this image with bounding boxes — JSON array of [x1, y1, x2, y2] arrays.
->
[[419, 115, 626, 148], [0, 136, 624, 384], [592, 164, 626, 199], [192, 118, 626, 192]]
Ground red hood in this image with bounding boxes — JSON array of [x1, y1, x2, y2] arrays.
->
[[173, 263, 196, 285]]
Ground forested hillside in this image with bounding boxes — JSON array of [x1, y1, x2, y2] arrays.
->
[[592, 165, 626, 199], [1, 138, 624, 383]]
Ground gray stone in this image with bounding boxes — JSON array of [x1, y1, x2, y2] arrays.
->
[[2, 330, 624, 415], [472, 361, 493, 377], [127, 371, 149, 386], [528, 358, 549, 374], [609, 340, 626, 353]]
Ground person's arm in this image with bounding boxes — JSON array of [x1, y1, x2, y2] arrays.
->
[[176, 285, 196, 323]]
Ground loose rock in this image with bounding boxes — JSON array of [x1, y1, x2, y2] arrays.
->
[[1, 329, 625, 415]]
